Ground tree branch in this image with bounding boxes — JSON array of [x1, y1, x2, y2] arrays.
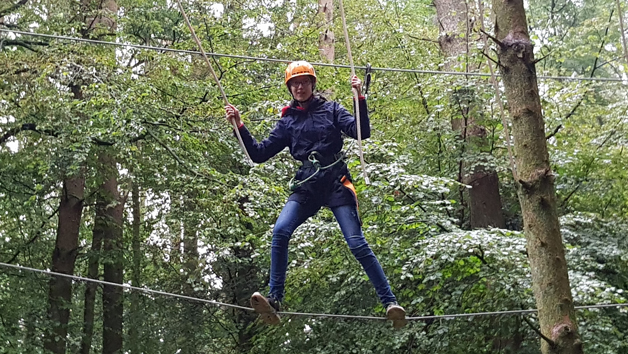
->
[[1, 39, 48, 52], [545, 124, 562, 140], [479, 29, 505, 48], [0, 126, 22, 144], [0, 0, 28, 18], [145, 128, 209, 181], [407, 34, 439, 44], [563, 100, 583, 121], [559, 11, 613, 124], [1, 123, 146, 146], [480, 50, 502, 68], [7, 205, 60, 264], [532, 51, 552, 65], [522, 315, 556, 348]]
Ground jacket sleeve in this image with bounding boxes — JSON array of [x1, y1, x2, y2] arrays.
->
[[236, 121, 289, 163], [333, 98, 371, 139]]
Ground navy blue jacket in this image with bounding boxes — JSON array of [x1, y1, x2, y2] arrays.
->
[[237, 95, 370, 207]]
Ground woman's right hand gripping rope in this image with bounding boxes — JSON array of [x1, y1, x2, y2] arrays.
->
[[225, 104, 243, 128]]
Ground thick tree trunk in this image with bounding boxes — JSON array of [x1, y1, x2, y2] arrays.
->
[[79, 214, 104, 354], [318, 0, 334, 62], [128, 180, 142, 354], [43, 176, 85, 353], [98, 152, 125, 354], [435, 0, 505, 229], [492, 0, 583, 353]]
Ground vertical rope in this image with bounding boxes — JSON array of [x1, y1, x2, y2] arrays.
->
[[337, 0, 370, 184], [176, 0, 252, 164], [476, 0, 518, 181], [616, 0, 628, 64]]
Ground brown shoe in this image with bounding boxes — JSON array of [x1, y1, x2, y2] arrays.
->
[[250, 292, 281, 325], [386, 302, 407, 329]]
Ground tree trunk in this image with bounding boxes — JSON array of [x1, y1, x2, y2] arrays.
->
[[318, 0, 334, 62], [492, 0, 583, 353], [317, 0, 334, 99], [79, 212, 104, 354], [435, 0, 505, 229], [179, 192, 202, 354], [128, 180, 142, 354], [43, 176, 85, 354], [98, 152, 125, 354]]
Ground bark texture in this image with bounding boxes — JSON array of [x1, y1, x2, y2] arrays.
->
[[44, 177, 85, 353], [99, 152, 125, 354], [180, 193, 201, 354], [80, 215, 104, 354], [81, 0, 118, 36], [492, 0, 583, 352], [434, 0, 505, 229], [128, 180, 142, 354], [318, 0, 334, 62]]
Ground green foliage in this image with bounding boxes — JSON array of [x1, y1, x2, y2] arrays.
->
[[1, 0, 628, 352]]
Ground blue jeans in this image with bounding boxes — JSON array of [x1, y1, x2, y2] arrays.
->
[[269, 201, 397, 306]]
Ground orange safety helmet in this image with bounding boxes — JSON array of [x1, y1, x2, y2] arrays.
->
[[285, 61, 317, 86]]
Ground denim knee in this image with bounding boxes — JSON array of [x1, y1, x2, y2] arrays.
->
[[272, 228, 292, 248], [346, 235, 372, 260]]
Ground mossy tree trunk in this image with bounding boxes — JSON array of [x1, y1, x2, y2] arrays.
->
[[492, 0, 583, 352]]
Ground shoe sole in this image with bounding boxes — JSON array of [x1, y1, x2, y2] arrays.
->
[[250, 292, 281, 325], [386, 306, 407, 329]]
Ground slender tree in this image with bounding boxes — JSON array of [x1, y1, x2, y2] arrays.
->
[[80, 208, 104, 354], [128, 176, 143, 354], [180, 192, 202, 354], [491, 0, 583, 352]]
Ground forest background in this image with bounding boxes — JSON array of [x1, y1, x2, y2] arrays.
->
[[1, 0, 627, 352]]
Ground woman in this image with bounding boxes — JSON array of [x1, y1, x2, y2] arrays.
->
[[225, 61, 406, 326]]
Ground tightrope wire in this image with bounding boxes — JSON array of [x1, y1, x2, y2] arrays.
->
[[1, 262, 627, 323], [1, 29, 626, 83]]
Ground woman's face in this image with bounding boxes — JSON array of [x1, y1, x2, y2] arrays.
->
[[289, 76, 314, 102]]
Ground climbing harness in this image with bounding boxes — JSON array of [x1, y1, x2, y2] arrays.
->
[[337, 0, 370, 184], [289, 151, 346, 191], [175, 0, 252, 164]]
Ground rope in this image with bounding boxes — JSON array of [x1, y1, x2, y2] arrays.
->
[[477, 0, 518, 182], [337, 0, 369, 184], [1, 262, 627, 323], [175, 0, 252, 164], [0, 262, 253, 311], [2, 29, 625, 83]]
